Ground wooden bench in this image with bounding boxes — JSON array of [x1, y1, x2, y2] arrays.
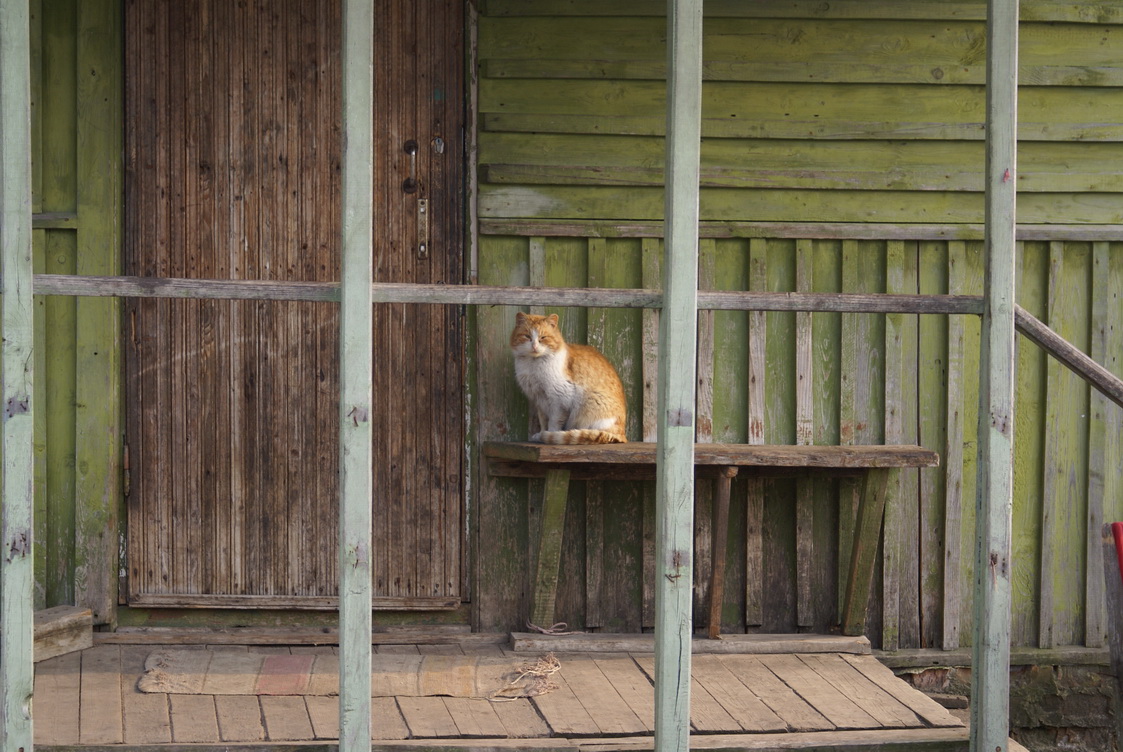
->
[[484, 441, 939, 639]]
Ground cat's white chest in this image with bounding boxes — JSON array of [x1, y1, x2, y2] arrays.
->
[[514, 349, 579, 409]]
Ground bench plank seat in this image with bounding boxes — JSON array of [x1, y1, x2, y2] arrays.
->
[[484, 442, 938, 469], [484, 441, 939, 639]]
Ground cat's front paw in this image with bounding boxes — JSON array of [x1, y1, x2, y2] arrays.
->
[[529, 432, 543, 443]]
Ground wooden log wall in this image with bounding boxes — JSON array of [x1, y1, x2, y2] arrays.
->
[[471, 1, 1123, 650]]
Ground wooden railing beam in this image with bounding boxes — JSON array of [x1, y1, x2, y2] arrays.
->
[[1015, 306, 1123, 410]]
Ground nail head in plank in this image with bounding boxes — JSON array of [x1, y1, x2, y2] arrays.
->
[[757, 653, 879, 729], [557, 654, 646, 735], [305, 695, 340, 740], [217, 695, 267, 742], [592, 654, 656, 732], [797, 653, 920, 728], [690, 655, 787, 732], [490, 697, 551, 738], [443, 697, 509, 738], [80, 644, 125, 744], [396, 695, 462, 738], [632, 654, 740, 733], [715, 654, 834, 732], [370, 697, 411, 740], [261, 695, 315, 741], [529, 666, 601, 736], [120, 645, 172, 744], [33, 652, 82, 745], [168, 694, 220, 743]]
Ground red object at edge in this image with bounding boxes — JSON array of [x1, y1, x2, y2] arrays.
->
[[1112, 522, 1123, 590]]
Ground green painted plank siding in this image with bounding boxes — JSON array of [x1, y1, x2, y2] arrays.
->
[[29, 0, 123, 623], [474, 236, 1123, 650], [471, 2, 1123, 649], [74, 0, 123, 627], [481, 0, 1123, 24], [477, 8, 1121, 227], [22, 0, 1123, 655]]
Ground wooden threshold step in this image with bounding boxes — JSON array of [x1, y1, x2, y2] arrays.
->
[[511, 632, 870, 655], [579, 727, 976, 751], [34, 606, 93, 662]]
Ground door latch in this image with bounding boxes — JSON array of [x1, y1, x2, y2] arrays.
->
[[417, 198, 429, 259], [402, 139, 419, 194]]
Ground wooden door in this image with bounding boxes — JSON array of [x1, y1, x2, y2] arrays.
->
[[124, 0, 465, 609]]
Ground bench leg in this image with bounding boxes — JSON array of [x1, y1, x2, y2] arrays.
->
[[708, 468, 737, 639], [531, 468, 571, 629], [841, 468, 895, 636]]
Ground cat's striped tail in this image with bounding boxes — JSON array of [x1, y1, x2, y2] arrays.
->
[[536, 429, 627, 445]]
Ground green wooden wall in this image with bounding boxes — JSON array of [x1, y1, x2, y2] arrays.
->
[[27, 0, 1123, 649], [30, 0, 123, 625], [472, 1, 1123, 650]]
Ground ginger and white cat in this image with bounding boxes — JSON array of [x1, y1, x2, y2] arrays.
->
[[509, 312, 627, 444]]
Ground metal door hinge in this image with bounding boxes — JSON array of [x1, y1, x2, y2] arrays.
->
[[123, 441, 131, 497]]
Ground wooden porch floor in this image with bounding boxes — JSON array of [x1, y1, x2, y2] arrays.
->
[[35, 635, 984, 751]]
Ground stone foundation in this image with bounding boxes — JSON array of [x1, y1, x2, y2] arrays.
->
[[896, 663, 1119, 752]]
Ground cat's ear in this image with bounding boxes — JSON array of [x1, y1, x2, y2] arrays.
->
[[515, 311, 528, 324], [546, 313, 559, 326]]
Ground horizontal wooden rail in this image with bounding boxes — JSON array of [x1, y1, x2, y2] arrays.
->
[[701, 291, 983, 314], [29, 274, 984, 314], [1015, 305, 1123, 410], [35, 275, 343, 301], [479, 219, 1123, 242], [35, 278, 1117, 406]]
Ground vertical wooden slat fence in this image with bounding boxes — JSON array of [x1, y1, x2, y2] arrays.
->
[[745, 238, 766, 629], [1087, 240, 1121, 648], [794, 239, 814, 629], [471, 233, 1123, 649]]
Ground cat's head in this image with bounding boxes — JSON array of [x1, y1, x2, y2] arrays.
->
[[510, 312, 565, 358]]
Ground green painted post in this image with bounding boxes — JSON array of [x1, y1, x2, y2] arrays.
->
[[0, 0, 36, 748], [655, 1, 702, 751], [971, 1, 1018, 750], [531, 468, 572, 628], [339, 1, 374, 748], [74, 0, 124, 628]]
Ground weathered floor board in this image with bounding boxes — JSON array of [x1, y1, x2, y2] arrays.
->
[[35, 639, 971, 750]]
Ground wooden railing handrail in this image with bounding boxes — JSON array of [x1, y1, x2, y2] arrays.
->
[[26, 274, 1123, 408], [27, 273, 984, 313], [1015, 305, 1123, 410]]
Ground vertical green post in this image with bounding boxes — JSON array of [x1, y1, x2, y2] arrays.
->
[[655, 1, 702, 751], [75, 0, 124, 628], [340, 1, 374, 748], [0, 0, 35, 748], [971, 1, 1018, 750]]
